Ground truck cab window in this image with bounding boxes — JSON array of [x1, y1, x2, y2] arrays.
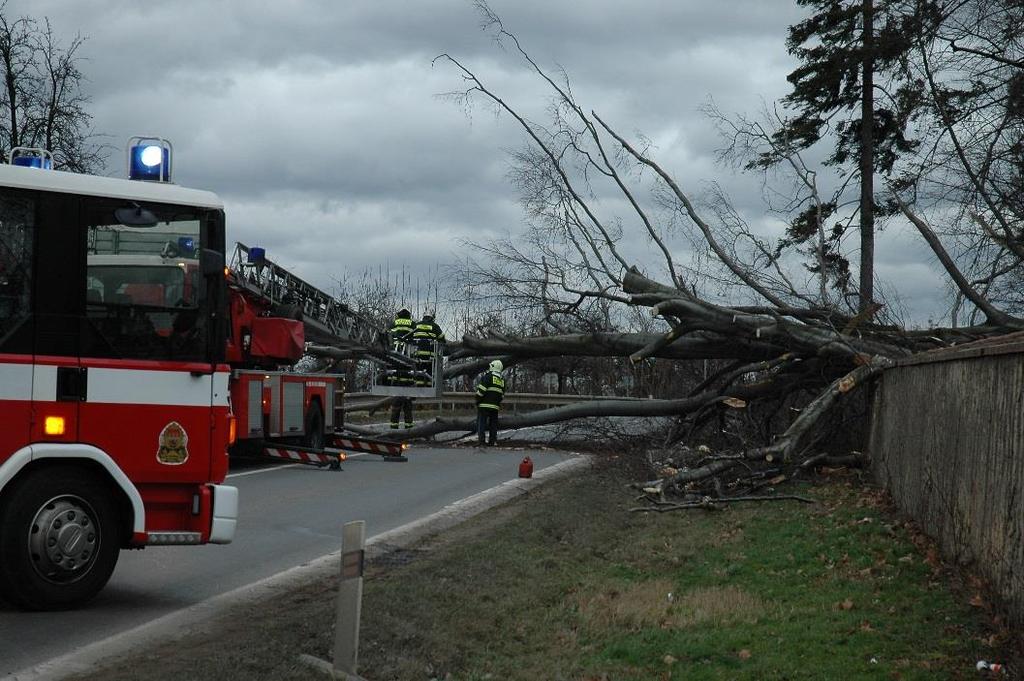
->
[[84, 204, 207, 361], [0, 194, 33, 352]]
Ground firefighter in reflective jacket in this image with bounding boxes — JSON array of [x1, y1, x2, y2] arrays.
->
[[390, 308, 414, 350], [385, 309, 413, 382], [411, 312, 445, 387], [475, 359, 505, 446], [388, 308, 416, 428]]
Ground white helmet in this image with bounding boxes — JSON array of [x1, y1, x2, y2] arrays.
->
[[489, 359, 503, 373]]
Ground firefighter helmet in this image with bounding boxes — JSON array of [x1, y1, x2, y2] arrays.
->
[[489, 359, 503, 373]]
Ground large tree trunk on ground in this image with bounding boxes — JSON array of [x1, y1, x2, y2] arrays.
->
[[371, 368, 819, 441], [452, 331, 784, 363]]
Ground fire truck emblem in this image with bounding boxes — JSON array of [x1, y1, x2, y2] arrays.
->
[[156, 421, 189, 465]]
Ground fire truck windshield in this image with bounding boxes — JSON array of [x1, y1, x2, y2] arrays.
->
[[84, 206, 219, 362], [87, 262, 195, 309], [0, 189, 225, 363]]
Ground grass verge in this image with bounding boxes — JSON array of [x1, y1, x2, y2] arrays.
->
[[67, 461, 1013, 681]]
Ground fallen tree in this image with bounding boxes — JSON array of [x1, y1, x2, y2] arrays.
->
[[345, 2, 1024, 501]]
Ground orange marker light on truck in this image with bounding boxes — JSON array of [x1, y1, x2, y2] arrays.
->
[[227, 415, 237, 445], [44, 416, 66, 436]]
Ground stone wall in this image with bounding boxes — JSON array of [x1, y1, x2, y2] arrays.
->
[[870, 340, 1024, 623]]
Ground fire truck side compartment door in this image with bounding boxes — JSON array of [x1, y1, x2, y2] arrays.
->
[[323, 379, 334, 430], [267, 374, 282, 437], [247, 377, 263, 437], [283, 381, 303, 434]]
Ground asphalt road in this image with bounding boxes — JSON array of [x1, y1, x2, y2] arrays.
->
[[0, 445, 575, 676]]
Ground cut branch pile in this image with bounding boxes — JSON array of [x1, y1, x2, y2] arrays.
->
[[628, 442, 856, 513]]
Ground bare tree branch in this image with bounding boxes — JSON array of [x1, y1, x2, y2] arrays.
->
[[896, 195, 1019, 327]]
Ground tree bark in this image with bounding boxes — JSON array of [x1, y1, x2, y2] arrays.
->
[[373, 370, 813, 441], [859, 0, 875, 313], [452, 331, 784, 362]]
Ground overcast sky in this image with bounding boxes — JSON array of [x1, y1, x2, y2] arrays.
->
[[14, 0, 950, 328]]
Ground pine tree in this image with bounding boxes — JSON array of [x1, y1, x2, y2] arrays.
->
[[776, 0, 933, 312]]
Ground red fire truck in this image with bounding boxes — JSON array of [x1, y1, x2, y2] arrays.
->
[[0, 142, 237, 610], [0, 143, 421, 610], [222, 242, 416, 466]]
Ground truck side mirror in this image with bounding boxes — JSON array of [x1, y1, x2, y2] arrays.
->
[[200, 248, 223, 277]]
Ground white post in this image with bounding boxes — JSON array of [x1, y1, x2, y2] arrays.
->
[[296, 519, 368, 680], [334, 520, 365, 679]]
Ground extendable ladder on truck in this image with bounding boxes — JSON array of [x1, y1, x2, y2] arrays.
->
[[229, 242, 417, 368], [230, 242, 444, 398], [227, 243, 415, 469]]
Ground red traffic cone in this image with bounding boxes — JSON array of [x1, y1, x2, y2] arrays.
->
[[518, 456, 534, 478]]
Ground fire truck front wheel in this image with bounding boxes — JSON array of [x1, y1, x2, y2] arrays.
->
[[0, 468, 121, 611]]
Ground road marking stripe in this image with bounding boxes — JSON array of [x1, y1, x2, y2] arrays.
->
[[225, 464, 299, 478]]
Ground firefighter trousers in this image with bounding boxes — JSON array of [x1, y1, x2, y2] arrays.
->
[[391, 397, 414, 428], [477, 407, 499, 445]]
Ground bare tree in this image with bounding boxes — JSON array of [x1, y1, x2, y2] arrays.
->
[[0, 4, 104, 171], [890, 0, 1024, 321]]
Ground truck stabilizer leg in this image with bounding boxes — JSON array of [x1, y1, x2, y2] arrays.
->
[[261, 445, 346, 469], [331, 434, 409, 462]]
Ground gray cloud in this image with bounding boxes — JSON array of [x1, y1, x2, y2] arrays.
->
[[7, 0, 947, 327]]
